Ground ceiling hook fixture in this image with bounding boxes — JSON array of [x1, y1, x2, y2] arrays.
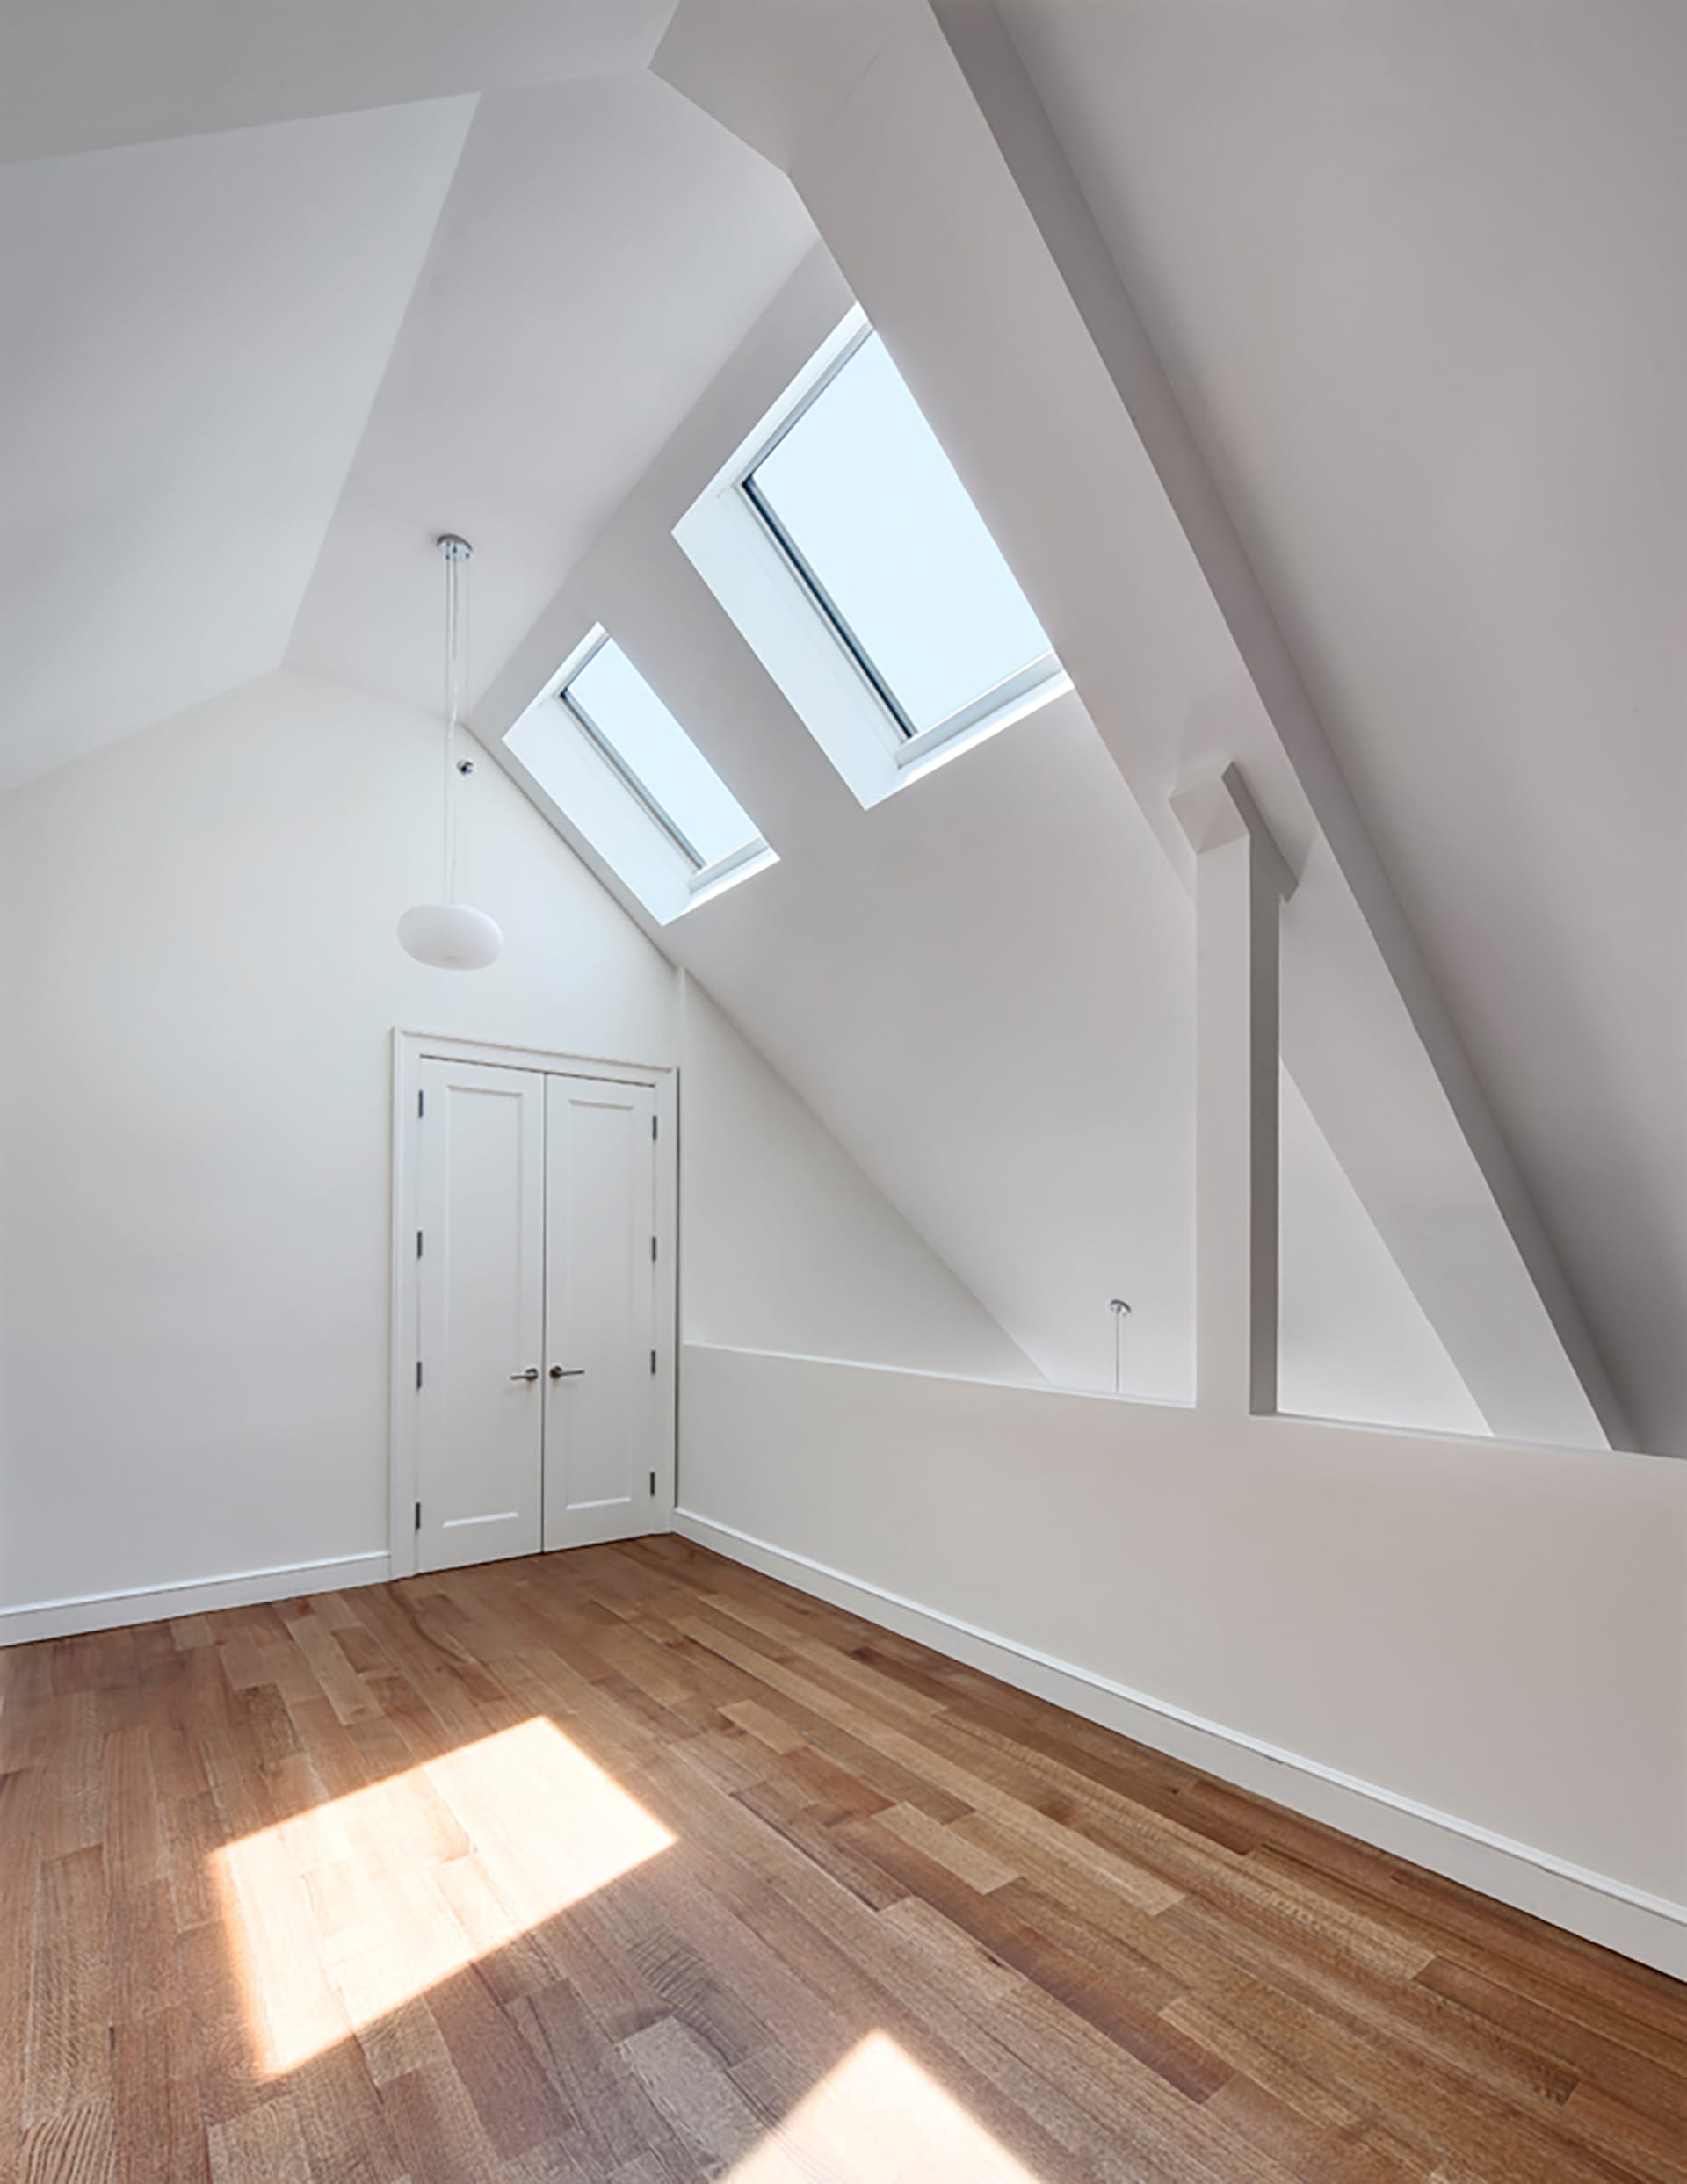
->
[[1111, 1298, 1133, 1396], [397, 534, 503, 970]]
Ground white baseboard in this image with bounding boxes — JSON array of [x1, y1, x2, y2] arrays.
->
[[0, 1551, 392, 1647], [674, 1508, 1687, 1982]]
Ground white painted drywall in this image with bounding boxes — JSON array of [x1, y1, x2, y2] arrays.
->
[[0, 99, 474, 791], [992, 0, 1685, 1450], [678, 974, 1039, 1381], [289, 70, 815, 726], [0, 669, 678, 1614], [677, 1343, 1687, 1955], [0, 0, 675, 163], [1279, 1076, 1487, 1437]]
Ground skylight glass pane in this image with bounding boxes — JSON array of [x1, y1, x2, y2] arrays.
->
[[564, 639, 758, 872], [747, 333, 1053, 737]]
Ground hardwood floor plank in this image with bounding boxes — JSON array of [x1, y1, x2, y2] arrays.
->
[[511, 1979, 686, 2176], [376, 2058, 504, 2184], [18, 2096, 116, 2184], [422, 1965, 563, 2165], [862, 1796, 1021, 1896], [112, 2003, 212, 2184], [619, 2014, 780, 2177], [206, 2093, 315, 2184], [0, 1767, 47, 2163], [26, 1848, 113, 2127]]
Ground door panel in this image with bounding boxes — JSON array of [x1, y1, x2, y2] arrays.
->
[[416, 1059, 545, 1572], [544, 1075, 660, 1549]]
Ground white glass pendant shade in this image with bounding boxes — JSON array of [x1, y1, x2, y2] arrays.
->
[[398, 902, 503, 970], [398, 532, 503, 970]]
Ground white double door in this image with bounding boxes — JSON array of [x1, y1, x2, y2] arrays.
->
[[413, 1059, 667, 1572]]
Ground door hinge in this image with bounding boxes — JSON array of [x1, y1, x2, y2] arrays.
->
[[650, 1349, 658, 1375], [652, 1114, 659, 1141], [414, 1501, 422, 1531], [416, 1359, 424, 1390], [648, 1472, 656, 1497], [417, 1088, 425, 1117], [416, 1228, 424, 1259], [650, 1234, 658, 1262]]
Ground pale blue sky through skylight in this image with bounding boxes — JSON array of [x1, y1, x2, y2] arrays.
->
[[565, 639, 759, 871], [748, 333, 1053, 735]]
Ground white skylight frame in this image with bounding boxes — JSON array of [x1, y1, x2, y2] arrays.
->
[[675, 306, 1071, 810], [501, 625, 775, 927]]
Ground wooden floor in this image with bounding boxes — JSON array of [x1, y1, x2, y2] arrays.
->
[[3, 1540, 1684, 2182]]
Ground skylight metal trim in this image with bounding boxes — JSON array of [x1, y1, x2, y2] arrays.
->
[[742, 317, 874, 475], [559, 673, 706, 872], [740, 467, 918, 741], [895, 650, 1069, 769]]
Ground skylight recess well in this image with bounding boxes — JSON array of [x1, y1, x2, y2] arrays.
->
[[744, 330, 1061, 748], [502, 628, 773, 926]]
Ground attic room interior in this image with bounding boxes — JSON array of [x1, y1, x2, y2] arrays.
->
[[2, 1, 1684, 2177]]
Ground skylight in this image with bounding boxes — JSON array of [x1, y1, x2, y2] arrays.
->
[[560, 635, 759, 875], [675, 307, 1070, 811], [502, 626, 774, 925], [742, 329, 1060, 747]]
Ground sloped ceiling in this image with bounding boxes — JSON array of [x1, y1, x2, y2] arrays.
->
[[0, 0, 677, 162], [994, 0, 1687, 1452], [0, 24, 812, 794], [290, 72, 815, 718], [0, 101, 472, 789]]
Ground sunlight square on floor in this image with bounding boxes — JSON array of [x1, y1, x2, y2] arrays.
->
[[724, 2031, 1047, 2183], [210, 1715, 675, 2076]]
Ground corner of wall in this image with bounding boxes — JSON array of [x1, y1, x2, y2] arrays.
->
[[677, 970, 1040, 1382]]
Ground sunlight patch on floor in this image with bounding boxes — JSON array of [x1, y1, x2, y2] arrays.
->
[[212, 1715, 674, 2075], [726, 2031, 1047, 2183]]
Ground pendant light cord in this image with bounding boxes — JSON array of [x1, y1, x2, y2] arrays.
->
[[440, 539, 471, 906]]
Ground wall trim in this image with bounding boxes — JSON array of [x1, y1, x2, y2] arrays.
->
[[674, 1507, 1687, 1980], [0, 1551, 391, 1648]]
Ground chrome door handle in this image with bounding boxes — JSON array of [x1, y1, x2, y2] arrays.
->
[[510, 1368, 539, 1382], [549, 1366, 586, 1380]]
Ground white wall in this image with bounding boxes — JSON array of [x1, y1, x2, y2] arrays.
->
[[677, 1344, 1687, 1976], [678, 974, 1039, 1381], [0, 669, 678, 1619], [1278, 1074, 1487, 1436]]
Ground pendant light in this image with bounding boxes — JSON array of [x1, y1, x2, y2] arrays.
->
[[397, 533, 503, 970]]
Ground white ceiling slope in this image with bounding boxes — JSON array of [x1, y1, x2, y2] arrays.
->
[[653, 0, 1628, 1449], [0, 0, 675, 164], [289, 72, 815, 718], [988, 0, 1687, 1454], [0, 99, 473, 792]]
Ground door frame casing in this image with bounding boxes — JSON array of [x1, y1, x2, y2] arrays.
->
[[388, 1030, 678, 1580]]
